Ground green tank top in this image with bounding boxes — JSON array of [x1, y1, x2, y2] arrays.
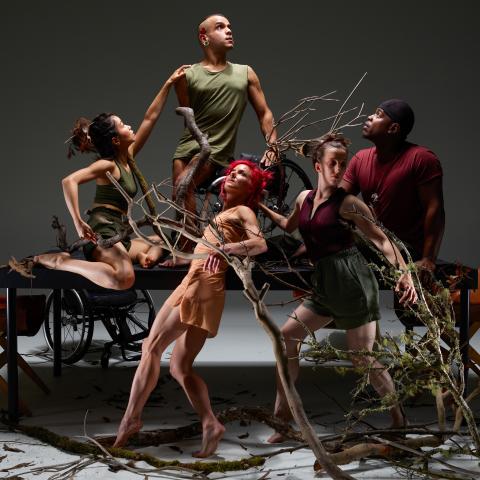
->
[[93, 159, 138, 212], [173, 62, 248, 167]]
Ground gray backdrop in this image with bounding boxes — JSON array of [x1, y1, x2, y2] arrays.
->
[[2, 1, 479, 266]]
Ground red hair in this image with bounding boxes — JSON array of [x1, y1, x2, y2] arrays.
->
[[220, 160, 273, 211]]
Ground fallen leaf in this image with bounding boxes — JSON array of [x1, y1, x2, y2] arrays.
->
[[168, 445, 183, 454], [1, 462, 34, 472], [3, 445, 24, 453]]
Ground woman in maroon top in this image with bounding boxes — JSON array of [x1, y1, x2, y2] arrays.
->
[[259, 133, 417, 442]]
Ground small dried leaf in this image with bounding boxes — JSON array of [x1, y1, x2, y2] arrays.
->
[[3, 445, 24, 453], [1, 461, 34, 472], [168, 445, 183, 454]]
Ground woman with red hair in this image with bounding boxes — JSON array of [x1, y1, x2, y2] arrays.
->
[[114, 160, 270, 457]]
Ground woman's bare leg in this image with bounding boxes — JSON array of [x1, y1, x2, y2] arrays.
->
[[113, 303, 187, 447], [268, 305, 332, 443], [346, 322, 404, 427], [35, 244, 134, 290], [169, 326, 224, 458]]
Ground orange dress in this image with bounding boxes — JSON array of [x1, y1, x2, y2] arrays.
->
[[165, 206, 247, 337]]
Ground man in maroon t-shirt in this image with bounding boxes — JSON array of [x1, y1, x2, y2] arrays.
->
[[341, 99, 445, 273]]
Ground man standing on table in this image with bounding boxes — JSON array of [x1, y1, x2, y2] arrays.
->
[[164, 13, 276, 266], [340, 99, 445, 274]]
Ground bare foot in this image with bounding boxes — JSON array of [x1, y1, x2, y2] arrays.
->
[[113, 417, 143, 448], [34, 252, 70, 270], [267, 431, 286, 444], [192, 420, 225, 458], [159, 256, 191, 268]]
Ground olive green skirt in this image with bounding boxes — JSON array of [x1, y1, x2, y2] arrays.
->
[[302, 247, 380, 330], [83, 207, 131, 260]]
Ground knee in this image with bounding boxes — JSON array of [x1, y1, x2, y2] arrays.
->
[[169, 361, 190, 383], [112, 265, 135, 290], [280, 326, 299, 354], [141, 336, 161, 361], [350, 354, 373, 370]]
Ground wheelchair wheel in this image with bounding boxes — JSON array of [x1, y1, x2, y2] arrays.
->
[[43, 289, 94, 364], [125, 289, 156, 334], [261, 157, 313, 234]]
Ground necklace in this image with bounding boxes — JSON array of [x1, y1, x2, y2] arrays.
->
[[370, 148, 404, 206]]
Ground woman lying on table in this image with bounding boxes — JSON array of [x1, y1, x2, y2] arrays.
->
[[258, 133, 417, 442]]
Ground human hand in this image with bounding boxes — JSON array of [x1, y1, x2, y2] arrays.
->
[[167, 65, 191, 85], [415, 257, 437, 287], [395, 271, 418, 306], [75, 219, 97, 243], [260, 148, 277, 167], [203, 251, 223, 274], [415, 257, 436, 273], [203, 245, 233, 273]]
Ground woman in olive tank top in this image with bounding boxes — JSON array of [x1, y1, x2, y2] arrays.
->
[[259, 133, 417, 442], [34, 65, 190, 290]]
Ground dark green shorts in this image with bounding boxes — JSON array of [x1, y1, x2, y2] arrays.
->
[[302, 247, 380, 330], [83, 207, 131, 260]]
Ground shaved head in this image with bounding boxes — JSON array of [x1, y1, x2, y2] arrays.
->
[[198, 13, 228, 34]]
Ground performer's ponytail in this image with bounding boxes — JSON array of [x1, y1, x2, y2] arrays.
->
[[67, 113, 118, 160]]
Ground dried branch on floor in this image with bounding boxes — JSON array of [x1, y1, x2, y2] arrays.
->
[[4, 423, 265, 475]]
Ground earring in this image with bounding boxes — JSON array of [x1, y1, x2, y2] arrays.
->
[[203, 39, 209, 47]]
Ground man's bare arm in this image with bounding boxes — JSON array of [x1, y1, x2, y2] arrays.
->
[[339, 178, 360, 196], [417, 177, 445, 271], [174, 75, 190, 107], [247, 66, 276, 163]]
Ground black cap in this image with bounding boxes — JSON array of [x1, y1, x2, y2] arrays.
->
[[378, 99, 415, 136]]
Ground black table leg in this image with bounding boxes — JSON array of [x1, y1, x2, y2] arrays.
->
[[53, 289, 62, 376], [6, 288, 18, 423], [460, 287, 470, 395]]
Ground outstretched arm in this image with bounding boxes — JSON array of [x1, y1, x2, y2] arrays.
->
[[61, 160, 116, 242], [247, 66, 277, 164], [130, 65, 190, 157], [340, 195, 417, 305], [203, 206, 267, 273], [258, 190, 309, 233]]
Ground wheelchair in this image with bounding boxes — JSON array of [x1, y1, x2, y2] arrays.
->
[[43, 288, 155, 368]]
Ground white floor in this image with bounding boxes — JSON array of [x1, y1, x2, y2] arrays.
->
[[1, 291, 479, 479]]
